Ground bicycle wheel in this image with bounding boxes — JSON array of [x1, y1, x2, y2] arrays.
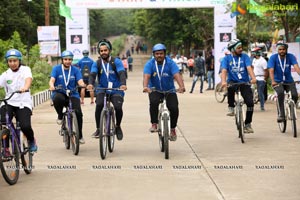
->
[[0, 130, 20, 185], [276, 100, 286, 133], [99, 110, 108, 159], [62, 116, 70, 150], [20, 134, 33, 174], [108, 108, 115, 153], [70, 112, 80, 155], [238, 105, 245, 143], [162, 114, 169, 159], [215, 83, 227, 103], [289, 103, 297, 138]]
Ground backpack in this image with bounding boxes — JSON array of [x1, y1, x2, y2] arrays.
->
[[82, 64, 90, 78], [96, 57, 119, 79]]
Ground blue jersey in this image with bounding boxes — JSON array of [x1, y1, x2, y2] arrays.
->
[[143, 57, 179, 91], [221, 53, 251, 83], [267, 53, 298, 83], [50, 64, 82, 99], [90, 57, 125, 96], [77, 57, 95, 80]]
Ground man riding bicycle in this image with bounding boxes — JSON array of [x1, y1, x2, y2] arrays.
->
[[143, 43, 185, 141], [49, 50, 86, 144], [0, 49, 38, 152], [87, 39, 127, 140], [267, 42, 300, 122], [221, 39, 256, 133]]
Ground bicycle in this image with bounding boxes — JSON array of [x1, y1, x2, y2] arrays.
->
[[55, 86, 81, 155], [215, 82, 258, 104], [0, 90, 34, 185], [228, 82, 250, 143], [274, 83, 297, 137], [97, 88, 121, 160], [151, 88, 176, 159]]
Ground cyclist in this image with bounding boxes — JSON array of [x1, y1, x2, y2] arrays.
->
[[221, 39, 256, 133], [87, 39, 127, 140], [77, 50, 95, 104], [267, 42, 300, 122], [0, 49, 37, 152], [49, 50, 86, 144], [143, 43, 185, 141], [251, 47, 268, 111]]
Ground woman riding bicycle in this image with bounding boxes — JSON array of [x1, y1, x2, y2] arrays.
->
[[49, 50, 86, 144], [143, 43, 185, 141], [267, 42, 300, 122], [220, 39, 256, 133], [0, 49, 37, 152]]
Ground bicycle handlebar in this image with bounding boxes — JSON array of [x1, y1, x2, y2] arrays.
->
[[227, 82, 250, 88], [0, 90, 29, 102]]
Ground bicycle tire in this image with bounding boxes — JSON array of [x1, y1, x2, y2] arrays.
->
[[290, 103, 297, 138], [276, 100, 286, 133], [20, 135, 33, 174], [62, 116, 70, 150], [70, 112, 80, 155], [238, 105, 245, 143], [0, 130, 20, 185], [215, 83, 226, 103], [108, 108, 115, 153], [162, 114, 169, 159], [157, 114, 164, 152], [99, 110, 108, 159]]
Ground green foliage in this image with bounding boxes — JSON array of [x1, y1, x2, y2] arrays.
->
[[0, 31, 51, 95], [111, 34, 127, 57]]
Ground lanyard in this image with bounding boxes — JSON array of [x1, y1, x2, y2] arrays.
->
[[61, 65, 71, 87], [155, 59, 166, 89], [231, 55, 241, 72], [102, 57, 111, 79], [278, 55, 286, 74]]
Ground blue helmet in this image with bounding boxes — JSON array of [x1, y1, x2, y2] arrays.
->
[[5, 49, 22, 60], [152, 43, 166, 53], [61, 50, 74, 58]]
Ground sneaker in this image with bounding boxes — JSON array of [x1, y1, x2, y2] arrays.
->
[[226, 107, 235, 116], [244, 124, 254, 134], [56, 119, 63, 125], [79, 138, 85, 144], [115, 126, 123, 141], [2, 148, 11, 158], [91, 130, 100, 138], [277, 116, 285, 122], [261, 107, 265, 111], [29, 140, 38, 152], [149, 123, 158, 132], [170, 128, 177, 141], [189, 91, 193, 93]]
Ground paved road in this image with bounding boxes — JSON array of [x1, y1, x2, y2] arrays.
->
[[1, 53, 300, 200]]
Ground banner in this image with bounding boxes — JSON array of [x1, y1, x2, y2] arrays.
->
[[37, 26, 60, 56]]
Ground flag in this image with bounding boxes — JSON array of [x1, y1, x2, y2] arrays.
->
[[59, 0, 73, 20]]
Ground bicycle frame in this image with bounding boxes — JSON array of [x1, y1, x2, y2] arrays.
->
[[0, 91, 30, 155], [158, 96, 170, 136]]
